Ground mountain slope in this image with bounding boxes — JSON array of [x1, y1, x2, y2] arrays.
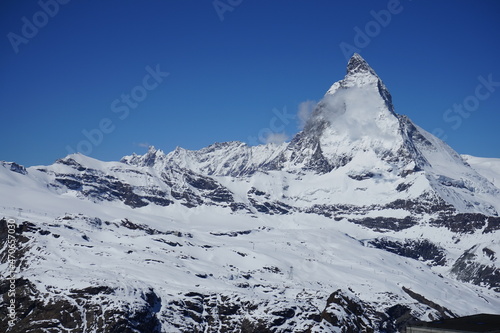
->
[[121, 54, 500, 216], [1, 54, 499, 332], [462, 154, 500, 188]]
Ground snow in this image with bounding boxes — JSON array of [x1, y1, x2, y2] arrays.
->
[[1, 53, 499, 331], [2, 204, 498, 327], [413, 126, 500, 214], [462, 154, 500, 188]]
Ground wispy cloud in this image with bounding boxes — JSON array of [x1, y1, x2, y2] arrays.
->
[[264, 132, 289, 144], [134, 142, 150, 148], [297, 100, 316, 129], [321, 87, 398, 142]]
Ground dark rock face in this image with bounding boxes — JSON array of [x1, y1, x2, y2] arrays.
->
[[430, 213, 492, 233], [383, 194, 455, 216], [142, 190, 174, 207], [249, 199, 292, 215], [350, 216, 416, 232], [9, 162, 28, 175], [397, 115, 432, 169], [348, 172, 376, 181], [281, 129, 336, 174], [318, 290, 375, 332], [210, 230, 252, 237], [207, 187, 234, 203], [381, 304, 414, 332], [185, 173, 219, 190], [367, 238, 447, 266], [160, 290, 421, 332], [55, 177, 82, 190], [119, 218, 192, 238], [0, 279, 454, 333], [484, 216, 500, 233], [56, 157, 87, 171], [483, 247, 496, 260], [0, 278, 81, 333], [347, 53, 378, 77], [451, 246, 500, 291], [54, 171, 149, 208], [246, 187, 293, 215], [302, 193, 460, 231], [49, 159, 240, 209], [396, 182, 413, 191], [0, 218, 163, 333], [312, 290, 427, 333], [164, 292, 268, 332], [401, 287, 456, 319], [305, 143, 335, 174], [1, 161, 28, 175], [0, 279, 162, 333]]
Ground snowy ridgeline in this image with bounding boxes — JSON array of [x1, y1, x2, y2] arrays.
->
[[0, 54, 499, 332]]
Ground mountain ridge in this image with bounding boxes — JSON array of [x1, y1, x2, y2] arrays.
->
[[1, 54, 499, 332]]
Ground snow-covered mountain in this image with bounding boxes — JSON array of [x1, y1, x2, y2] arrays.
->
[[462, 154, 500, 189], [1, 54, 499, 332]]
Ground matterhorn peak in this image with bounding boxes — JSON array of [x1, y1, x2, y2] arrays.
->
[[322, 53, 395, 118], [3, 51, 500, 333], [306, 53, 397, 138], [325, 53, 383, 96], [346, 53, 378, 77]]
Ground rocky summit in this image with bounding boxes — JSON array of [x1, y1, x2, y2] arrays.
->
[[1, 54, 499, 332]]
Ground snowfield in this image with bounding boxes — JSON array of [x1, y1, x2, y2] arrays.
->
[[1, 54, 499, 332]]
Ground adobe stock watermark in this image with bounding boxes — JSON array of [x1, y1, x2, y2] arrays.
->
[[247, 107, 295, 146], [213, 0, 243, 22], [246, 101, 316, 146], [339, 0, 410, 61], [432, 74, 500, 141], [65, 65, 169, 156], [7, 0, 71, 54], [6, 218, 18, 328]]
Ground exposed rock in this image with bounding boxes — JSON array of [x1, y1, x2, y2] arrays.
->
[[367, 238, 447, 266]]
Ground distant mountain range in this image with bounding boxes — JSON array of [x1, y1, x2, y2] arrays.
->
[[1, 54, 499, 332]]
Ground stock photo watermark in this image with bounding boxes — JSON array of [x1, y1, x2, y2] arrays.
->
[[432, 74, 500, 141], [6, 218, 18, 328], [7, 0, 71, 54], [213, 0, 243, 22], [339, 0, 409, 60], [247, 106, 295, 146], [247, 101, 316, 146], [65, 65, 169, 156]]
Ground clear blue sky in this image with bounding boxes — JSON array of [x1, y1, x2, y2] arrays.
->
[[1, 0, 500, 166]]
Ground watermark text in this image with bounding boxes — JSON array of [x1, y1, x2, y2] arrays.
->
[[65, 65, 169, 156], [433, 74, 499, 141], [6, 218, 18, 327], [213, 0, 243, 22], [7, 0, 70, 54], [339, 0, 408, 60]]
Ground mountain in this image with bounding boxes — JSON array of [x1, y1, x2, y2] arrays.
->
[[1, 54, 499, 332], [462, 154, 500, 188]]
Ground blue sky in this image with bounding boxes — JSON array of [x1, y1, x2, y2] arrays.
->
[[1, 0, 500, 166]]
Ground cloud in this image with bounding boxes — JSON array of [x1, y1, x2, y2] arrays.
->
[[297, 100, 317, 129], [320, 87, 399, 142], [134, 142, 150, 148], [264, 132, 289, 144]]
